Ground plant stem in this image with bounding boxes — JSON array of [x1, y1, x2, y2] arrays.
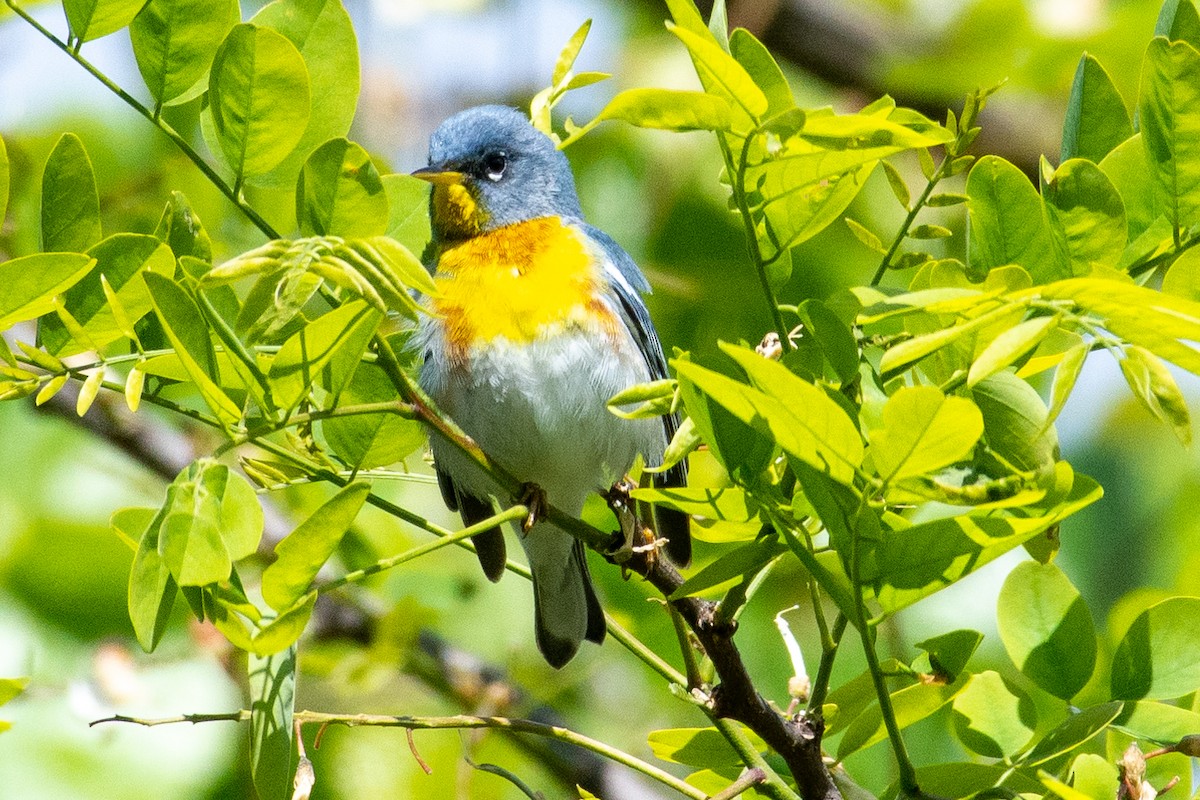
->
[[806, 613, 846, 715], [722, 134, 792, 351], [871, 155, 947, 286], [215, 400, 416, 456], [711, 717, 802, 800], [93, 710, 710, 800], [318, 505, 528, 593], [4, 0, 281, 240]]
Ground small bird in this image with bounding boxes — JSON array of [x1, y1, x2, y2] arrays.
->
[[412, 105, 690, 667]]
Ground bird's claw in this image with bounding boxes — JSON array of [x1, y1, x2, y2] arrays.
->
[[519, 482, 546, 533], [604, 478, 660, 567]]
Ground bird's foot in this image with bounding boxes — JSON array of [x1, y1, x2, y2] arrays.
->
[[603, 478, 659, 568], [518, 482, 546, 533]]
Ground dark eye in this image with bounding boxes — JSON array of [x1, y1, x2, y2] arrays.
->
[[482, 151, 507, 182]]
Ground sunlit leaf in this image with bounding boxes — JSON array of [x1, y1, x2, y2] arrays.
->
[[668, 538, 785, 599], [836, 676, 968, 760], [1020, 702, 1122, 766], [967, 155, 1059, 282], [0, 135, 9, 225], [63, 0, 149, 42], [41, 133, 101, 253], [648, 726, 765, 768], [952, 671, 1036, 758], [668, 22, 767, 133], [729, 28, 792, 116], [251, 591, 316, 655], [382, 174, 432, 258], [869, 386, 983, 482], [296, 138, 388, 237], [267, 299, 382, 410], [968, 314, 1060, 387], [120, 506, 177, 652], [1041, 158, 1127, 276], [209, 24, 312, 181], [0, 253, 95, 331], [1119, 346, 1192, 444], [1139, 37, 1200, 238], [130, 0, 236, 104], [998, 562, 1096, 700], [1061, 54, 1132, 163]]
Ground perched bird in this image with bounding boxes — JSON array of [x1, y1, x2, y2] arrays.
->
[[412, 105, 690, 667]]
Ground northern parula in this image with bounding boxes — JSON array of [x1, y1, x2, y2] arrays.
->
[[412, 105, 690, 667]]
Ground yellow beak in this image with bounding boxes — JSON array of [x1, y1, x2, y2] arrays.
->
[[411, 167, 464, 186]]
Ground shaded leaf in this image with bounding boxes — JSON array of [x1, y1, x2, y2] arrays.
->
[[1119, 346, 1192, 445], [997, 562, 1096, 700], [952, 670, 1037, 758], [1111, 597, 1200, 700], [120, 506, 177, 652], [669, 538, 785, 599], [296, 138, 388, 238], [1021, 702, 1122, 766], [249, 648, 296, 800], [836, 676, 968, 760]]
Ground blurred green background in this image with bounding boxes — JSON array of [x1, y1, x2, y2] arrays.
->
[[2, 0, 1198, 798]]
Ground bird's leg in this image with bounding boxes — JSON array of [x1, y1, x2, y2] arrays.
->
[[518, 482, 547, 533], [603, 478, 663, 568]]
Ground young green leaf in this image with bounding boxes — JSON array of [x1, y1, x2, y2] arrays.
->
[[76, 368, 104, 416], [1045, 342, 1090, 426], [261, 483, 370, 612], [1020, 702, 1123, 766], [322, 365, 425, 470], [63, 0, 150, 43], [130, 0, 237, 105], [914, 629, 983, 680], [249, 648, 297, 800], [208, 24, 312, 182], [1061, 54, 1133, 163], [125, 363, 145, 412], [143, 272, 242, 425], [845, 218, 884, 253], [41, 133, 102, 253], [881, 159, 911, 209], [606, 378, 676, 419], [562, 88, 731, 147], [296, 138, 388, 238], [972, 370, 1060, 477], [667, 23, 768, 132], [645, 415, 701, 475], [248, 0, 360, 189], [158, 461, 263, 586], [382, 173, 432, 258], [1158, 0, 1200, 46], [908, 224, 952, 240], [648, 727, 765, 768], [553, 19, 592, 87], [968, 314, 1060, 387], [997, 562, 1096, 700], [35, 374, 69, 407], [869, 386, 984, 482], [1139, 37, 1200, 240], [1119, 345, 1193, 444], [836, 677, 968, 761]]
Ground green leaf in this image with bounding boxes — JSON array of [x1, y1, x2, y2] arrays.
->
[[63, 0, 149, 42], [383, 174, 432, 257], [154, 190, 213, 262], [668, 22, 767, 133], [669, 538, 786, 599], [631, 486, 755, 523], [143, 273, 243, 425], [321, 365, 423, 470], [0, 134, 9, 225], [1068, 754, 1120, 800], [120, 506, 177, 652], [567, 88, 731, 145], [607, 378, 675, 420], [1139, 37, 1200, 239], [1113, 701, 1200, 744], [267, 299, 382, 410], [40, 234, 174, 356], [968, 314, 1060, 387], [0, 677, 26, 707], [0, 253, 95, 330], [997, 561, 1096, 700], [296, 138, 388, 237], [553, 19, 591, 87], [951, 670, 1037, 758], [208, 24, 312, 181], [261, 483, 369, 612], [966, 155, 1059, 282], [836, 675, 968, 760], [908, 224, 952, 240], [1099, 134, 1157, 241], [1111, 597, 1200, 700], [677, 344, 864, 484], [1021, 702, 1122, 766], [1061, 54, 1133, 163], [158, 460, 264, 586], [869, 386, 983, 482], [41, 133, 102, 253], [1162, 246, 1200, 299], [845, 218, 883, 253], [1046, 342, 1090, 426], [1158, 0, 1200, 46], [729, 28, 792, 117], [249, 648, 296, 800], [1119, 346, 1192, 444], [648, 726, 765, 768], [865, 473, 1102, 613], [130, 0, 236, 104], [971, 370, 1060, 476], [251, 591, 317, 655], [914, 629, 982, 679], [1041, 157, 1127, 276], [248, 0, 361, 189]]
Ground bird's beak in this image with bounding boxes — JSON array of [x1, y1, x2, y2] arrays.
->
[[411, 166, 464, 186]]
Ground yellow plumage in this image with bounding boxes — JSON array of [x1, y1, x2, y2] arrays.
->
[[431, 217, 617, 361]]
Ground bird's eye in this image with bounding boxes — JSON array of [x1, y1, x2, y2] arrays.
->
[[482, 151, 508, 182]]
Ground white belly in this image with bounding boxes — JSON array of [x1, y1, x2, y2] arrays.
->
[[417, 325, 663, 514]]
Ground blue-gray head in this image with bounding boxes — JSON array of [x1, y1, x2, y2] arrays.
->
[[413, 105, 583, 241]]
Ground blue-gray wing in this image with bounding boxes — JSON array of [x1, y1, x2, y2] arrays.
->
[[581, 223, 691, 565]]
